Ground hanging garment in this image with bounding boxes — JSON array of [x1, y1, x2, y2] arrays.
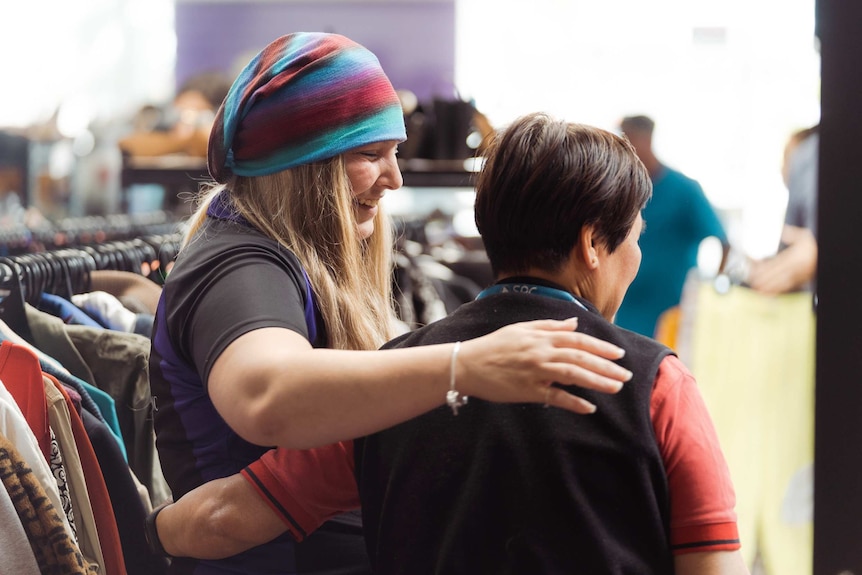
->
[[46, 375, 128, 575], [71, 291, 154, 337], [46, 425, 77, 540], [44, 374, 107, 571], [0, 341, 52, 460], [0, 432, 97, 575], [23, 306, 127, 459], [26, 305, 97, 386], [0, 472, 41, 575], [71, 291, 138, 333], [81, 407, 169, 575], [0, 321, 112, 435], [38, 293, 104, 329], [65, 324, 169, 506], [0, 317, 68, 375], [679, 281, 815, 575], [0, 378, 74, 539]]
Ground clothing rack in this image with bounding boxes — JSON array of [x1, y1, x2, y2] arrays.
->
[[0, 210, 182, 256], [0, 214, 177, 574], [0, 214, 183, 343], [0, 212, 184, 285]]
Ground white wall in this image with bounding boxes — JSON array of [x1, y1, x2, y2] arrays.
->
[[456, 0, 820, 258], [0, 0, 176, 135]]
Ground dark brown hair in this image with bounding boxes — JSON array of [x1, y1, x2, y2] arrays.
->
[[474, 112, 652, 275]]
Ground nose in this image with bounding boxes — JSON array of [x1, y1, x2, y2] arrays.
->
[[379, 151, 403, 190]]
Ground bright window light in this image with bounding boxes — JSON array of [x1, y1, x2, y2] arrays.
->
[[0, 0, 175, 129], [456, 0, 819, 258]]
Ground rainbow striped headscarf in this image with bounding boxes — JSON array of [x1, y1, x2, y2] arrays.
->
[[208, 32, 407, 183]]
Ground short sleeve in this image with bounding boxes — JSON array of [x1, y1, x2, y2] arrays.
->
[[688, 179, 728, 244], [650, 355, 741, 554], [241, 443, 359, 542], [164, 222, 312, 386]]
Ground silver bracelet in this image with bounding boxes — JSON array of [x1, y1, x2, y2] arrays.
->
[[446, 341, 468, 415]]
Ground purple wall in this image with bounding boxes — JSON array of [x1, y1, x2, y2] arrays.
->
[[175, 1, 455, 102]]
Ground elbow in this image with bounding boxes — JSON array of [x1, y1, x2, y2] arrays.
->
[[213, 379, 293, 447], [210, 362, 311, 448], [232, 398, 308, 448], [231, 404, 282, 447]]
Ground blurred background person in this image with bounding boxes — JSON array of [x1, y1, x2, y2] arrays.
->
[[747, 125, 819, 296], [119, 71, 232, 159], [614, 114, 729, 338], [673, 122, 820, 575]]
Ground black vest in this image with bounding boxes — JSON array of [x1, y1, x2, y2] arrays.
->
[[355, 291, 674, 574]]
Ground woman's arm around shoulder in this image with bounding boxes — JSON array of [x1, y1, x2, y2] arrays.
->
[[209, 317, 634, 449]]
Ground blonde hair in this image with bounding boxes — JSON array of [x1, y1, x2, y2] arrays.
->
[[184, 156, 395, 351]]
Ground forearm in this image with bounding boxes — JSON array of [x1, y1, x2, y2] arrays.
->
[[210, 320, 633, 449], [155, 474, 287, 559], [747, 226, 817, 295]]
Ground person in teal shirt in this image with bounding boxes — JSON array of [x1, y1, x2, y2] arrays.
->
[[614, 115, 728, 338]]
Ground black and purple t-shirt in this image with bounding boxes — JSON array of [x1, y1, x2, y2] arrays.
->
[[149, 194, 365, 574]]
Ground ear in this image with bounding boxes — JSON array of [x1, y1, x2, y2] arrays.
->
[[578, 224, 601, 270]]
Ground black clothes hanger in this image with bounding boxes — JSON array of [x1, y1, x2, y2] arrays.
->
[[0, 257, 35, 343], [140, 233, 182, 284], [0, 220, 183, 319]]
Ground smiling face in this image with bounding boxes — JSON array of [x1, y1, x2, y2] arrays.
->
[[344, 140, 403, 240]]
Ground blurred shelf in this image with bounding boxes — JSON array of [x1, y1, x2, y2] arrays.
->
[[398, 158, 480, 188], [120, 155, 482, 215]]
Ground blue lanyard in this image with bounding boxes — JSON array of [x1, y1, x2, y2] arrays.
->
[[475, 283, 588, 311]]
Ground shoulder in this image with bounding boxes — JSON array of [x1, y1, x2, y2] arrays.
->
[[173, 220, 305, 284], [651, 354, 715, 440], [161, 220, 310, 337], [182, 219, 293, 259], [659, 166, 702, 192], [586, 318, 673, 373], [656, 353, 691, 380], [651, 355, 692, 405]]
